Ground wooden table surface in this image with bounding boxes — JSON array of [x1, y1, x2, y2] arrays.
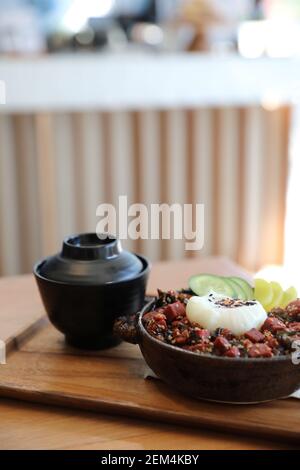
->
[[0, 257, 296, 450]]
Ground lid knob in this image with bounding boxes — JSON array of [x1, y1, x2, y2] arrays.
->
[[62, 233, 121, 261]]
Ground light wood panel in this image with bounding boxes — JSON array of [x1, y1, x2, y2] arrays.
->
[[240, 107, 264, 270], [0, 115, 22, 275], [53, 113, 76, 243], [193, 108, 214, 258], [13, 115, 40, 271], [136, 110, 162, 261], [34, 113, 58, 256], [217, 108, 239, 260], [74, 112, 105, 231], [0, 107, 291, 275]]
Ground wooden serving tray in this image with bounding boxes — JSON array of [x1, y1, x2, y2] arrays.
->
[[0, 317, 299, 444], [0, 259, 299, 445]]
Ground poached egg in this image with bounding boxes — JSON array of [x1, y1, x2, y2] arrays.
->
[[186, 292, 267, 336]]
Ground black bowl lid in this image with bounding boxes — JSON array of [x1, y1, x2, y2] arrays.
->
[[36, 233, 144, 285]]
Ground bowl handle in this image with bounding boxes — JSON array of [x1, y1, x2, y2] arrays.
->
[[114, 297, 155, 344], [113, 313, 140, 344]]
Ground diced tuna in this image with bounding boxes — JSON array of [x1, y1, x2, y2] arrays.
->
[[264, 332, 279, 349], [286, 300, 300, 319], [261, 317, 286, 333], [164, 302, 186, 321], [195, 328, 210, 340], [173, 328, 189, 345], [224, 346, 241, 358], [142, 312, 155, 323], [288, 322, 300, 332], [213, 336, 231, 354], [245, 328, 265, 343], [248, 343, 273, 358], [243, 339, 253, 351], [219, 328, 234, 340]]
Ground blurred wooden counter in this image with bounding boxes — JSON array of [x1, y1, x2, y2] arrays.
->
[[0, 53, 298, 112], [0, 257, 296, 450]]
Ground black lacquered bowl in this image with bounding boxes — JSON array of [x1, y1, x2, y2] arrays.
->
[[34, 234, 150, 349]]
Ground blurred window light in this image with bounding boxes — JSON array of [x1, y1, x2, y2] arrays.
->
[[63, 0, 115, 32], [131, 23, 163, 47], [265, 0, 300, 20], [238, 21, 266, 58], [261, 90, 283, 111], [238, 19, 300, 58], [266, 20, 300, 57]]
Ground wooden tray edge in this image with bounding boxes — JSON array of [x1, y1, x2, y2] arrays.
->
[[0, 383, 299, 445]]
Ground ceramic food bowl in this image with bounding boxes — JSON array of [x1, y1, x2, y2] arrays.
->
[[114, 298, 300, 404], [34, 233, 150, 350]]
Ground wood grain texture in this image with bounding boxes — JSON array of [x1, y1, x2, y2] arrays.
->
[[0, 275, 44, 351], [0, 258, 299, 447], [147, 256, 252, 292], [0, 398, 294, 450], [0, 321, 299, 445], [0, 258, 300, 450]]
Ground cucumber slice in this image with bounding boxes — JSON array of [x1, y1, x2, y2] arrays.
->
[[226, 278, 247, 300], [189, 274, 236, 298], [227, 276, 254, 300]]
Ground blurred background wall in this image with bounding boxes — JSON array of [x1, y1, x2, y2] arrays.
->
[[0, 0, 299, 277], [0, 104, 291, 275]]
